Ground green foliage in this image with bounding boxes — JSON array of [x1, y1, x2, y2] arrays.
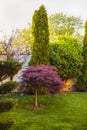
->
[[13, 26, 33, 45], [3, 59, 22, 80], [0, 81, 19, 94], [76, 21, 87, 91], [0, 98, 17, 113], [49, 36, 83, 79], [49, 13, 83, 42], [83, 21, 87, 79], [0, 98, 16, 130], [0, 61, 6, 81], [0, 120, 14, 130], [29, 5, 49, 65], [0, 60, 22, 81], [74, 76, 87, 91]]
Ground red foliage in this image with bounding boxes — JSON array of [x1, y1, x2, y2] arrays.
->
[[21, 65, 63, 94]]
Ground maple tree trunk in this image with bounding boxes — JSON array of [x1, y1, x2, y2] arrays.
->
[[34, 89, 38, 108]]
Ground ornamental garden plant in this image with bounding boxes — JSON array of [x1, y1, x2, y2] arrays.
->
[[29, 5, 49, 65], [75, 21, 87, 91], [49, 36, 83, 91], [21, 64, 63, 109]]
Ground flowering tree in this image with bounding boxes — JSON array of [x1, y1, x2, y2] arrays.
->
[[0, 35, 30, 62], [21, 65, 63, 108]]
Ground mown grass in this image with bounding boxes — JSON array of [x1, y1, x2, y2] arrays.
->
[[0, 92, 87, 130]]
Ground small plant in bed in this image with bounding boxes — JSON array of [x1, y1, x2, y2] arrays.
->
[[0, 120, 14, 130], [0, 98, 18, 113], [0, 81, 19, 95], [0, 98, 17, 130]]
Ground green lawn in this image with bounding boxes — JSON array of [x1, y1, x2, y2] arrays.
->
[[0, 92, 87, 130]]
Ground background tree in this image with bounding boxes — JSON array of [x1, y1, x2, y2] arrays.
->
[[29, 5, 49, 65], [13, 25, 32, 45], [49, 13, 83, 42], [1, 37, 13, 60], [21, 65, 63, 108], [0, 33, 30, 62]]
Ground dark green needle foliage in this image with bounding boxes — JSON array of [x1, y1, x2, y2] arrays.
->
[[83, 21, 87, 79], [29, 5, 50, 65], [75, 21, 87, 91]]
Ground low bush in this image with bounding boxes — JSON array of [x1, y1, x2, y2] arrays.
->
[[74, 76, 87, 92], [0, 59, 22, 81], [0, 81, 19, 94], [4, 59, 22, 80], [0, 120, 14, 130], [0, 99, 18, 113]]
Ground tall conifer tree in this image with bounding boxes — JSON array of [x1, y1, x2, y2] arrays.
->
[[29, 5, 49, 65], [83, 21, 87, 80], [75, 21, 87, 91]]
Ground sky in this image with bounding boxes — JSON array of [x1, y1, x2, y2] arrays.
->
[[0, 0, 87, 38]]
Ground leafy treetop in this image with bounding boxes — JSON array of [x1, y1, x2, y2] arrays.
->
[[21, 64, 63, 94]]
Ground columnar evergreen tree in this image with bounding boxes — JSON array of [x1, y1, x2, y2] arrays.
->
[[75, 21, 87, 91], [29, 5, 49, 65], [83, 21, 87, 79]]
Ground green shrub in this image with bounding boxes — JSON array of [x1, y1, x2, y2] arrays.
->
[[49, 36, 83, 79], [0, 99, 18, 113], [4, 59, 22, 80], [0, 81, 19, 94], [0, 120, 14, 130], [0, 99, 17, 129], [74, 76, 87, 92], [0, 59, 22, 81]]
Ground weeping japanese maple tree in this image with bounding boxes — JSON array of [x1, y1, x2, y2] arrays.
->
[[21, 65, 63, 108]]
